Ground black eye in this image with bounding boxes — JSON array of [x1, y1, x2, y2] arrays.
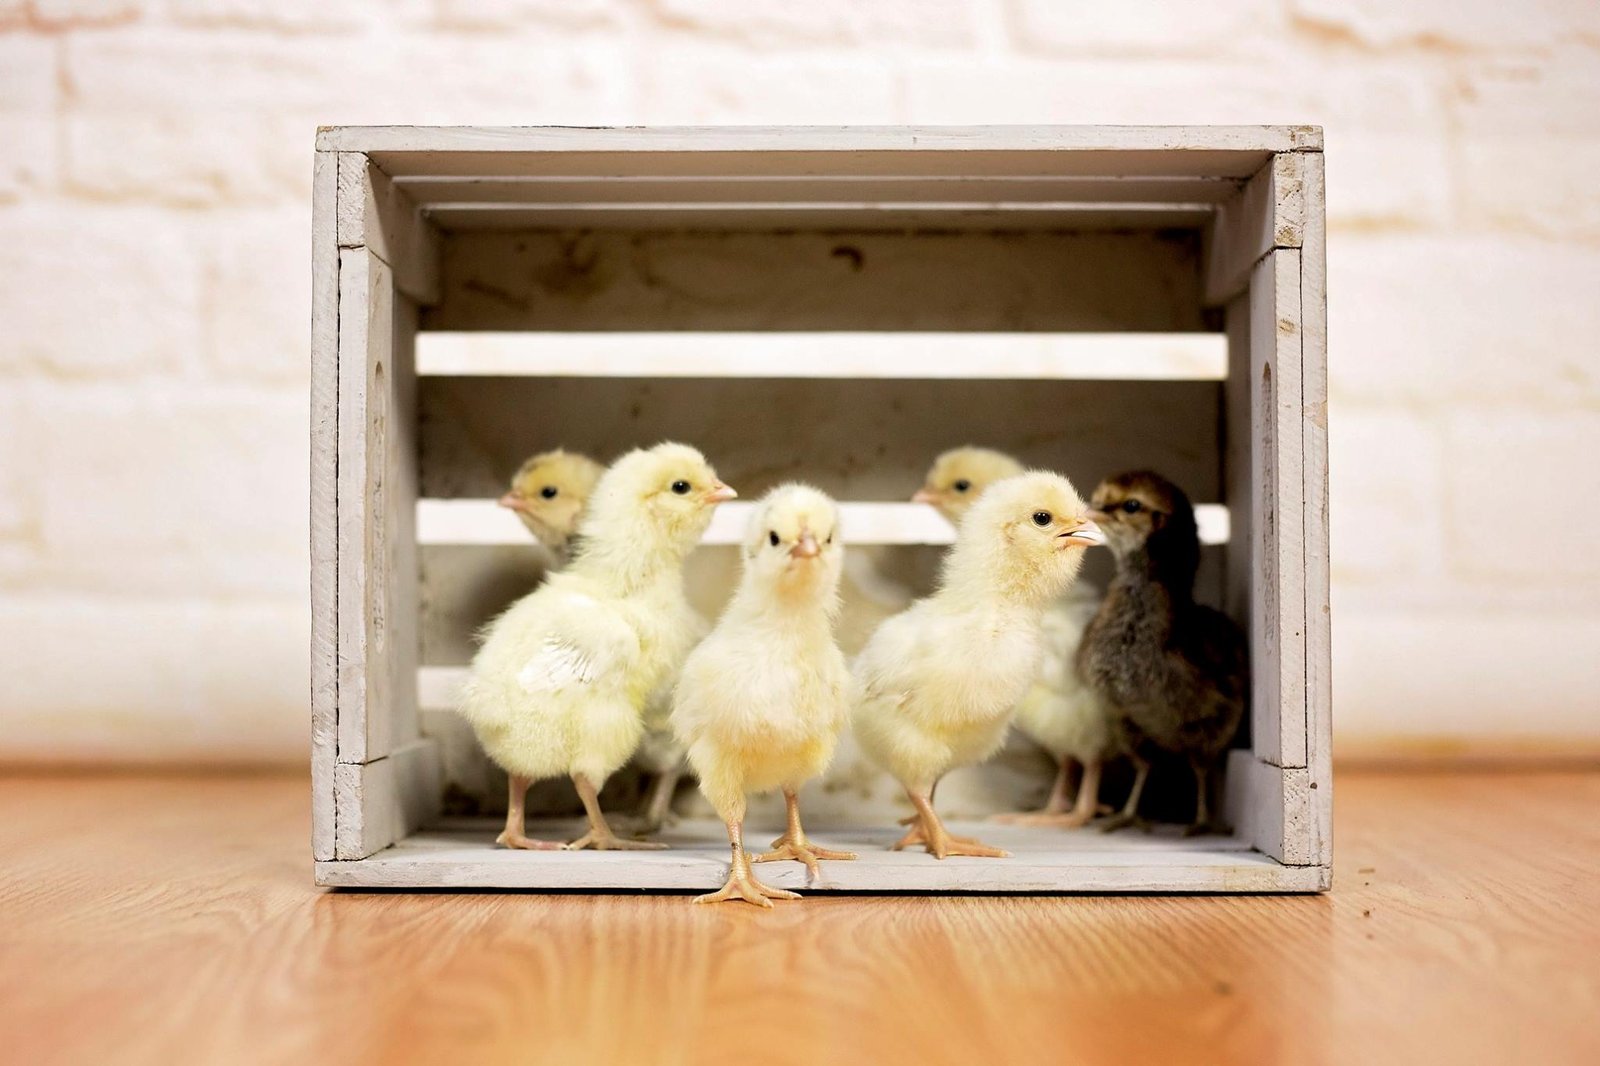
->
[[826, 532, 833, 544], [539, 485, 558, 500], [769, 531, 780, 547], [671, 480, 691, 495], [953, 479, 971, 493], [1122, 499, 1143, 514], [1032, 511, 1052, 527]]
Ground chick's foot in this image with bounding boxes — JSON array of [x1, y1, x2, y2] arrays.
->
[[697, 853, 800, 908], [755, 834, 857, 877], [1098, 812, 1153, 834], [563, 828, 670, 851], [495, 830, 564, 851]]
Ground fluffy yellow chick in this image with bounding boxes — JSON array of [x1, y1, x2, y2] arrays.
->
[[499, 448, 693, 834], [673, 485, 854, 907], [460, 442, 736, 851], [918, 447, 1113, 828], [498, 449, 605, 561], [854, 472, 1103, 858]]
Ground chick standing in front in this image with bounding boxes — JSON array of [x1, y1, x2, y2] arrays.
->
[[854, 472, 1103, 858], [459, 442, 736, 851], [673, 485, 855, 907], [497, 447, 693, 834], [1077, 471, 1247, 834], [916, 447, 1114, 828]]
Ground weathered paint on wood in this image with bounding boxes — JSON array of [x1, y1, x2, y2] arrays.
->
[[1223, 750, 1324, 869], [1205, 152, 1306, 306], [333, 738, 443, 861], [337, 153, 442, 306], [310, 150, 340, 862]]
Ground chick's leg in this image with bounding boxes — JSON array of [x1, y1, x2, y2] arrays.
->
[[565, 773, 669, 851], [902, 786, 1009, 859], [697, 809, 800, 908], [993, 759, 1104, 829], [1182, 757, 1225, 837], [755, 789, 857, 876], [1100, 755, 1153, 834], [638, 765, 682, 835], [496, 775, 563, 850]]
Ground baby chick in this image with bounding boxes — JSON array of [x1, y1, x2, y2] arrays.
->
[[854, 472, 1103, 858], [460, 442, 736, 851], [917, 447, 1112, 829], [913, 446, 1025, 523], [1076, 471, 1247, 834], [673, 485, 854, 907], [498, 449, 605, 562], [501, 448, 694, 835]]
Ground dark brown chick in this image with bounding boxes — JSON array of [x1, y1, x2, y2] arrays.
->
[[1075, 471, 1247, 834]]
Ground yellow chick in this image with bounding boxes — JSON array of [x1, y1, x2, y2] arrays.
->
[[918, 447, 1113, 829], [498, 449, 605, 562], [912, 446, 1025, 522], [854, 472, 1103, 858], [501, 448, 692, 835], [673, 485, 854, 907], [460, 442, 736, 851]]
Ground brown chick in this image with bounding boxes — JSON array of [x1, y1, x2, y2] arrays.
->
[[498, 449, 605, 562], [1076, 471, 1247, 835]]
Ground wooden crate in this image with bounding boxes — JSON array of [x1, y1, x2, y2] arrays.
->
[[311, 126, 1330, 892]]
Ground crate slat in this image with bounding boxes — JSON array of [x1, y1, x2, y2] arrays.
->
[[415, 331, 1226, 380], [413, 499, 1232, 549]]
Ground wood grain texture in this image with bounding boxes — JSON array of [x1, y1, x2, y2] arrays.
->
[[337, 153, 442, 305], [1204, 152, 1307, 305], [2, 769, 1594, 1066]]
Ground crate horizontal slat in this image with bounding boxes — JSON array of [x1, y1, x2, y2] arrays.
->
[[415, 331, 1227, 380], [314, 818, 1327, 892], [424, 203, 1216, 231], [396, 174, 1245, 206], [415, 499, 1231, 549]]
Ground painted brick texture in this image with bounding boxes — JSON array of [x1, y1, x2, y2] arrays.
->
[[0, 0, 1595, 761]]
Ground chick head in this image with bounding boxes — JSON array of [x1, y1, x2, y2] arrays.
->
[[498, 449, 604, 550], [950, 471, 1103, 604], [578, 441, 736, 556], [742, 483, 844, 604], [913, 447, 1025, 524], [1088, 470, 1199, 572]]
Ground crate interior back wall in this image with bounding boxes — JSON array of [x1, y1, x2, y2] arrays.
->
[[311, 126, 1330, 892]]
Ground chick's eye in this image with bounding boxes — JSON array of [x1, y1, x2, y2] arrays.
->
[[769, 531, 780, 547], [539, 485, 558, 500], [1122, 499, 1143, 514], [953, 479, 971, 493], [671, 480, 691, 495], [1031, 511, 1052, 527]]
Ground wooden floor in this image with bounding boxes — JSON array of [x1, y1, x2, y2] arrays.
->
[[3, 771, 1598, 1066]]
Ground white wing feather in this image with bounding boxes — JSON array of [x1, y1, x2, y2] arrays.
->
[[517, 636, 603, 694]]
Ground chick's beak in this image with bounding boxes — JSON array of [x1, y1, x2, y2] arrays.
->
[[497, 492, 526, 513], [791, 531, 820, 559], [704, 480, 737, 504], [911, 487, 940, 506], [1060, 519, 1106, 547]]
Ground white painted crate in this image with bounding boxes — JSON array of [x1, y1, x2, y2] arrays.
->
[[311, 126, 1330, 892]]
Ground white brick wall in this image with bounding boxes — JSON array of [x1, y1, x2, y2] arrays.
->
[[1, 0, 1596, 763]]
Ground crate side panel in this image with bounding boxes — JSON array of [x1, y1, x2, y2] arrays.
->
[[425, 230, 1205, 333], [310, 150, 340, 861], [390, 293, 421, 749], [1223, 750, 1322, 866], [333, 738, 443, 861], [1300, 152, 1333, 866], [336, 249, 395, 765], [1247, 251, 1307, 769]]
